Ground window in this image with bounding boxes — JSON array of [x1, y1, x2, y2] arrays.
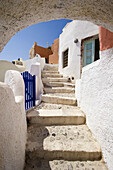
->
[[83, 38, 100, 67], [63, 49, 68, 68]]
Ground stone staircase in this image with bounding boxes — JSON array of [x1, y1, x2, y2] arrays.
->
[[24, 64, 107, 170], [41, 65, 76, 106]]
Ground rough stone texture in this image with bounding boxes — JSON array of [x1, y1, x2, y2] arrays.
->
[[42, 77, 68, 82], [27, 108, 86, 125], [0, 0, 113, 54], [26, 125, 101, 161], [43, 93, 75, 97], [41, 94, 76, 105], [41, 64, 76, 105], [25, 63, 107, 170], [42, 73, 63, 78], [44, 87, 75, 93], [0, 71, 27, 170], [25, 159, 107, 170], [32, 102, 80, 110], [76, 48, 113, 170]]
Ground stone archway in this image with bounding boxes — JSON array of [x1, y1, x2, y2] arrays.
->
[[0, 0, 113, 53]]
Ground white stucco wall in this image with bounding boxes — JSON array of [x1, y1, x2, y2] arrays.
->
[[0, 60, 25, 82], [76, 48, 113, 170], [59, 20, 99, 80], [30, 63, 43, 102], [0, 70, 27, 170], [24, 55, 45, 72]]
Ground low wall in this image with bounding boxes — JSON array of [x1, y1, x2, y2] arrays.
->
[[0, 70, 27, 170], [24, 55, 45, 72], [0, 60, 25, 82], [76, 48, 113, 170]]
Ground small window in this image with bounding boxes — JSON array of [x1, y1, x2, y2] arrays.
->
[[83, 38, 100, 67], [63, 49, 68, 68]]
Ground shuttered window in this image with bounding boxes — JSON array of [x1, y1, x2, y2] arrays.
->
[[63, 49, 68, 68]]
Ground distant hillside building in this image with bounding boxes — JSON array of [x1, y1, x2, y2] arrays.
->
[[49, 38, 59, 64], [29, 42, 53, 63]]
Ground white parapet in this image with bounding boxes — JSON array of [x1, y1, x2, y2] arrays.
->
[[0, 70, 27, 170], [30, 63, 43, 101]]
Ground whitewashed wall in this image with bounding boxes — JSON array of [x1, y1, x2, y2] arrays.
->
[[24, 55, 45, 72], [59, 20, 99, 80], [76, 48, 113, 170], [0, 70, 27, 170], [0, 60, 25, 82]]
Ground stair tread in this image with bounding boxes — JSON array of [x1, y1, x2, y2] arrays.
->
[[42, 93, 75, 98], [25, 159, 107, 170], [64, 82, 75, 86], [26, 125, 101, 161], [34, 102, 80, 110], [42, 73, 62, 76], [44, 86, 74, 89], [42, 74, 63, 78], [27, 108, 85, 118], [27, 108, 86, 125], [42, 77, 68, 82], [42, 71, 59, 73]]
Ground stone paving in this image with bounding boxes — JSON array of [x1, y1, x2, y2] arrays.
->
[[25, 64, 108, 170]]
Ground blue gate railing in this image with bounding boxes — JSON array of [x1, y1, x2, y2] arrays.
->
[[21, 71, 36, 110]]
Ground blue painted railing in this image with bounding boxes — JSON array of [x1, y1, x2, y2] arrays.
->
[[21, 71, 36, 110]]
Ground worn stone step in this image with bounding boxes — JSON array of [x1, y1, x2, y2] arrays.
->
[[43, 81, 75, 88], [27, 108, 86, 126], [43, 93, 75, 97], [41, 94, 77, 105], [34, 102, 80, 110], [42, 77, 68, 83], [26, 125, 102, 161], [43, 64, 58, 71], [25, 159, 107, 170], [42, 71, 59, 74], [42, 73, 63, 78], [43, 81, 64, 87], [44, 87, 75, 93], [64, 82, 75, 88]]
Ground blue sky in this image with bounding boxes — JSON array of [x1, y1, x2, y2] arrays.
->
[[0, 19, 72, 62]]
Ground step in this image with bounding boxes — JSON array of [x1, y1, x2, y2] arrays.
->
[[42, 73, 63, 78], [25, 159, 107, 170], [43, 82, 64, 87], [26, 125, 102, 161], [27, 108, 86, 125], [34, 102, 81, 110], [43, 82, 76, 88], [42, 71, 59, 74], [64, 82, 75, 88], [42, 77, 68, 83], [43, 64, 58, 71], [44, 87, 75, 93], [41, 94, 77, 105]]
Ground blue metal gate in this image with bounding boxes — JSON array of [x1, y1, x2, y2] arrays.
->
[[21, 71, 36, 110]]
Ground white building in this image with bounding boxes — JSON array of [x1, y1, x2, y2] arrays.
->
[[59, 20, 99, 80]]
